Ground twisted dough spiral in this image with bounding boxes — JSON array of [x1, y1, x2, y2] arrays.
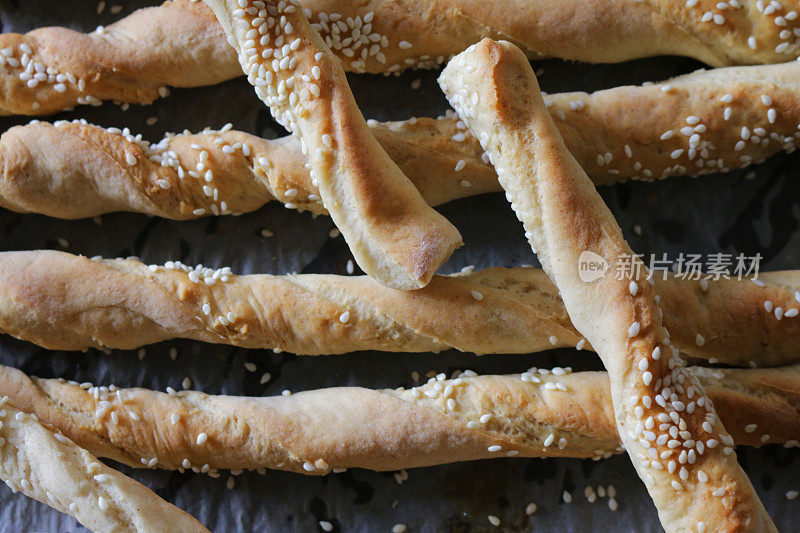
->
[[0, 396, 208, 531], [2, 60, 800, 219], [0, 250, 798, 368], [439, 39, 773, 531], [0, 364, 797, 475], [2, 0, 800, 114]]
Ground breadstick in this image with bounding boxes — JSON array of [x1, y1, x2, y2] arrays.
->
[[3, 59, 799, 219], [440, 39, 774, 531], [0, 250, 797, 368], [0, 365, 797, 475], [0, 0, 238, 116], [0, 396, 209, 532], [4, 0, 800, 115], [202, 0, 461, 289]]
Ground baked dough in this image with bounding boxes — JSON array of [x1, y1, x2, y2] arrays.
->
[[0, 250, 797, 368], [0, 364, 797, 475], [3, 58, 799, 219], [0, 0, 238, 116], [202, 0, 461, 289], [0, 396, 208, 532], [3, 0, 800, 114], [440, 39, 775, 532]]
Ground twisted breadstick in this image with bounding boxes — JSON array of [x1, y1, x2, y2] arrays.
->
[[0, 250, 798, 368], [203, 0, 461, 289], [0, 0, 238, 116], [1, 365, 797, 476], [3, 60, 800, 219], [440, 39, 774, 531], [0, 396, 208, 532], [4, 0, 800, 115]]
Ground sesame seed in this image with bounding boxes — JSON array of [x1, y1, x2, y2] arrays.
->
[[339, 311, 350, 323], [652, 347, 661, 360], [695, 333, 705, 346], [487, 515, 501, 526], [629, 281, 638, 296], [724, 107, 732, 120], [768, 109, 777, 123], [471, 290, 484, 301]]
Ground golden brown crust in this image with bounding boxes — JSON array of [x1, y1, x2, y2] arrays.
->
[[202, 0, 461, 289], [0, 365, 797, 476], [0, 250, 798, 369], [0, 397, 209, 532], [4, 0, 800, 115], [3, 61, 800, 219], [639, 0, 800, 66], [440, 39, 775, 532], [0, 0, 238, 116]]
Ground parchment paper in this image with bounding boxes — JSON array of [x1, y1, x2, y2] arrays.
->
[[0, 1, 798, 531]]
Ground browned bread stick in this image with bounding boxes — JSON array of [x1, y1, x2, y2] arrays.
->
[[3, 59, 799, 219], [0, 396, 209, 532], [200, 0, 461, 289], [3, 0, 800, 114], [0, 250, 798, 369], [0, 364, 797, 476], [440, 38, 775, 532]]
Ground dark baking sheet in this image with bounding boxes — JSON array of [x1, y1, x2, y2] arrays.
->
[[0, 1, 799, 531]]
